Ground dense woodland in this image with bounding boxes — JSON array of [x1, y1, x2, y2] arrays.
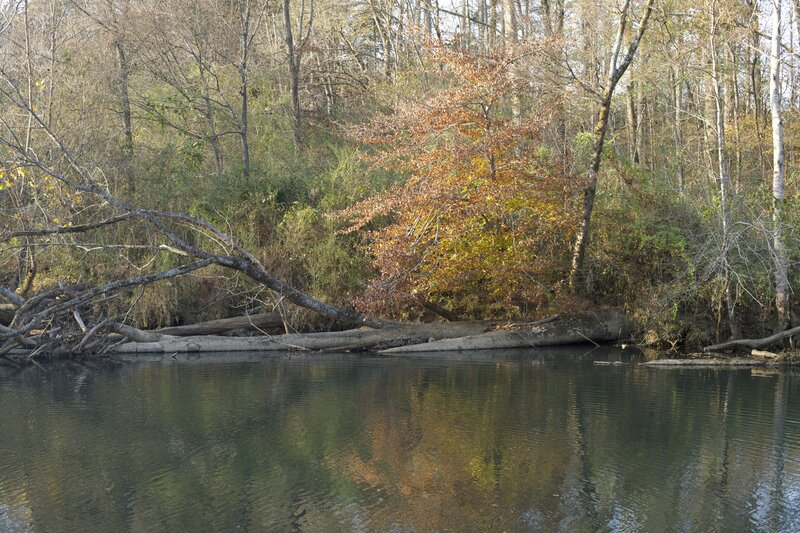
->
[[0, 0, 798, 353]]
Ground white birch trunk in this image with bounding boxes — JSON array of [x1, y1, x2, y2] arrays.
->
[[770, 0, 791, 329]]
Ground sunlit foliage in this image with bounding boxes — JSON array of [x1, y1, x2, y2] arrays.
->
[[341, 45, 577, 318]]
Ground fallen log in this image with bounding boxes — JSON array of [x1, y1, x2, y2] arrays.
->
[[379, 311, 633, 354], [111, 320, 496, 354], [703, 325, 800, 352], [644, 358, 774, 368], [155, 313, 283, 336], [752, 349, 779, 359]]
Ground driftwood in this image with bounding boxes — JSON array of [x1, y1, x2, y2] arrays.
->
[[752, 349, 779, 359], [644, 358, 775, 368], [0, 112, 392, 356], [155, 313, 283, 336], [379, 311, 632, 354], [703, 325, 800, 352]]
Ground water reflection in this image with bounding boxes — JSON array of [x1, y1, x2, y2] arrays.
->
[[0, 352, 798, 532]]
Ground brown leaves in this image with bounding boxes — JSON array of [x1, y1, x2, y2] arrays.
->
[[338, 43, 577, 319]]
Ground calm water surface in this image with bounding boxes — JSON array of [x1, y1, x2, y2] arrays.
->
[[0, 350, 798, 532]]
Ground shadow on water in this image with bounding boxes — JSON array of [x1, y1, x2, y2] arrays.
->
[[0, 348, 798, 532]]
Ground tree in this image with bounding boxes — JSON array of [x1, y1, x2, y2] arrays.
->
[[709, 0, 741, 338], [568, 0, 655, 292], [283, 0, 313, 149], [341, 45, 575, 318], [769, 0, 790, 330], [69, 0, 137, 195]]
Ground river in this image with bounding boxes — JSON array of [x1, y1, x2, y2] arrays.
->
[[0, 349, 798, 532]]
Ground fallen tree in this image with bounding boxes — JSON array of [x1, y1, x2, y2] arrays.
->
[[702, 325, 800, 352], [111, 321, 496, 354], [379, 311, 633, 353], [644, 358, 776, 368], [105, 312, 631, 355]]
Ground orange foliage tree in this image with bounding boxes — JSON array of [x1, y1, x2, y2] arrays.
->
[[340, 45, 577, 319]]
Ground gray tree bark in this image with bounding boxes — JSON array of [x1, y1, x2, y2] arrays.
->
[[569, 0, 655, 292], [709, 0, 741, 339], [770, 0, 791, 330]]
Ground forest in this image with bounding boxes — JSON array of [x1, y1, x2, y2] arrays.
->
[[0, 0, 798, 355]]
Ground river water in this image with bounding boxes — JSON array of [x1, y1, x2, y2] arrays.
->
[[0, 349, 798, 532]]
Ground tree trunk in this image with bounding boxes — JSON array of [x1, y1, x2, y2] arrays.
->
[[114, 320, 496, 353], [703, 324, 800, 352], [200, 66, 224, 181], [381, 311, 633, 353], [155, 312, 284, 336], [569, 0, 654, 291], [115, 41, 134, 195], [106, 312, 633, 355], [461, 0, 470, 48], [770, 0, 791, 330], [501, 0, 515, 40], [569, 93, 612, 291], [626, 82, 639, 163], [239, 0, 251, 176], [709, 3, 741, 339], [284, 0, 303, 149], [670, 68, 685, 194]]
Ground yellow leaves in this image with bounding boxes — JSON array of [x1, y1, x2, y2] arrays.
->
[[0, 164, 25, 191], [0, 165, 85, 212]]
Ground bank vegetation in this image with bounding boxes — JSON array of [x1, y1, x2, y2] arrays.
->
[[0, 0, 798, 356]]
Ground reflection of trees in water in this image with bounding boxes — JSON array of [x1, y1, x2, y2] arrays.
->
[[769, 373, 789, 527], [0, 362, 798, 531], [750, 371, 791, 531], [556, 380, 598, 530]]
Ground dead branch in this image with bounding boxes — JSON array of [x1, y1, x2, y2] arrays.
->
[[0, 213, 136, 243], [0, 286, 24, 306], [112, 322, 165, 342], [0, 259, 214, 343]]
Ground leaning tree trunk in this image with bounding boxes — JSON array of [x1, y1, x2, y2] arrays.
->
[[569, 0, 655, 292]]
